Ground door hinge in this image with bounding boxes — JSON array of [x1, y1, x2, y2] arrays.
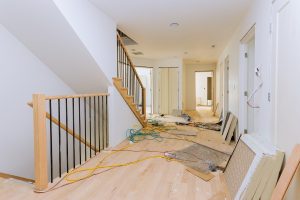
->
[[244, 129, 248, 134], [244, 91, 248, 97], [269, 23, 272, 34], [268, 92, 271, 102], [245, 52, 248, 58]]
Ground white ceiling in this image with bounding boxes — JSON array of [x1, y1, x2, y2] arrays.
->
[[0, 0, 110, 93], [91, 0, 253, 63]]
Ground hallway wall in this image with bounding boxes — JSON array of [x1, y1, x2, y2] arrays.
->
[[217, 0, 272, 138], [183, 64, 216, 110], [0, 24, 75, 179], [54, 0, 141, 147], [217, 0, 300, 198]]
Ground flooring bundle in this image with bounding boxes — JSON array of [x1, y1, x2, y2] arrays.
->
[[224, 135, 284, 200], [221, 112, 238, 144]]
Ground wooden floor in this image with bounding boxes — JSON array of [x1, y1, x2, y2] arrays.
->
[[0, 110, 231, 200]]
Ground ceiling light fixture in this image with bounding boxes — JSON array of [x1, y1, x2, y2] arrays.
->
[[169, 22, 180, 27]]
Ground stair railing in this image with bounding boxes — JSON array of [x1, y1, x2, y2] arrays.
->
[[28, 93, 109, 191], [117, 33, 146, 115]]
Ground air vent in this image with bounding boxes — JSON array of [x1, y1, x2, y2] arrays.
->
[[117, 29, 138, 46], [132, 51, 144, 55]]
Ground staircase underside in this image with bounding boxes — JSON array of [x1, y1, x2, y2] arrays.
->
[[113, 77, 147, 127]]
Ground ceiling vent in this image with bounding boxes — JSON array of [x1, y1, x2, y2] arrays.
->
[[132, 51, 144, 56], [117, 29, 138, 46]]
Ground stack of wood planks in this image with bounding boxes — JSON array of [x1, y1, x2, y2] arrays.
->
[[224, 135, 284, 200], [220, 112, 238, 144]]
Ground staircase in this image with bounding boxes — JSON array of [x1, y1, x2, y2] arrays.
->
[[114, 33, 147, 127]]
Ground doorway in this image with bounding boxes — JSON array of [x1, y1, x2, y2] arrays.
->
[[241, 25, 256, 134], [195, 71, 214, 111], [136, 66, 153, 114], [158, 67, 179, 114]]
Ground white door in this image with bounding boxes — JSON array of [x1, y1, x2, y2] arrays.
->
[[223, 56, 229, 117], [158, 68, 179, 114], [246, 38, 255, 133], [272, 0, 300, 155]]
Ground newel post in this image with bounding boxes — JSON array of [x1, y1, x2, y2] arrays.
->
[[32, 94, 48, 191], [142, 88, 146, 115]]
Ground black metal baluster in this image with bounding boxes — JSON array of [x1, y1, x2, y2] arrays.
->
[[65, 99, 69, 173], [94, 96, 96, 155], [72, 98, 75, 169], [84, 97, 87, 161], [98, 96, 101, 151], [89, 97, 92, 158], [49, 100, 53, 183], [117, 38, 119, 78], [102, 96, 105, 149], [58, 99, 62, 177], [105, 96, 108, 148], [78, 98, 82, 164]]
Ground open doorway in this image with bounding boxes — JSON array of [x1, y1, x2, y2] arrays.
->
[[195, 71, 214, 112], [135, 66, 153, 114]]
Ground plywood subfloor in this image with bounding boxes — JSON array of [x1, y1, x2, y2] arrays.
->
[[0, 126, 232, 200]]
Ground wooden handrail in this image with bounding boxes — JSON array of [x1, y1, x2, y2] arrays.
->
[[46, 93, 109, 100], [28, 102, 98, 152], [117, 33, 145, 89], [27, 93, 109, 104]]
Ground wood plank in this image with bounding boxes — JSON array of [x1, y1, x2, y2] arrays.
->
[[225, 117, 238, 144], [0, 172, 34, 183], [261, 151, 285, 200], [222, 114, 234, 140], [186, 167, 215, 182], [32, 94, 48, 191], [271, 145, 300, 200]]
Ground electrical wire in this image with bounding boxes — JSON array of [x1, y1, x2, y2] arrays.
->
[[247, 70, 263, 108], [36, 125, 228, 193]]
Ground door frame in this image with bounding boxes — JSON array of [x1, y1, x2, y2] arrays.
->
[[271, 0, 291, 144], [135, 66, 154, 114], [240, 24, 256, 134], [194, 70, 216, 112]]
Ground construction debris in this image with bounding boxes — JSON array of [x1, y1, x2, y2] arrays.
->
[[171, 143, 230, 181], [224, 134, 284, 200], [270, 144, 300, 200]]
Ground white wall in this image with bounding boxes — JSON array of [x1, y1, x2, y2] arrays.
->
[[183, 64, 216, 110], [54, 0, 141, 146], [217, 0, 272, 136], [0, 24, 74, 179], [217, 0, 300, 198], [0, 0, 109, 93]]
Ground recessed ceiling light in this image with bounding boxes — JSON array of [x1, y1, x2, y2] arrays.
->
[[169, 22, 180, 27]]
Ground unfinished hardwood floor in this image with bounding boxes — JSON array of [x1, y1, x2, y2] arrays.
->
[[0, 111, 231, 200]]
